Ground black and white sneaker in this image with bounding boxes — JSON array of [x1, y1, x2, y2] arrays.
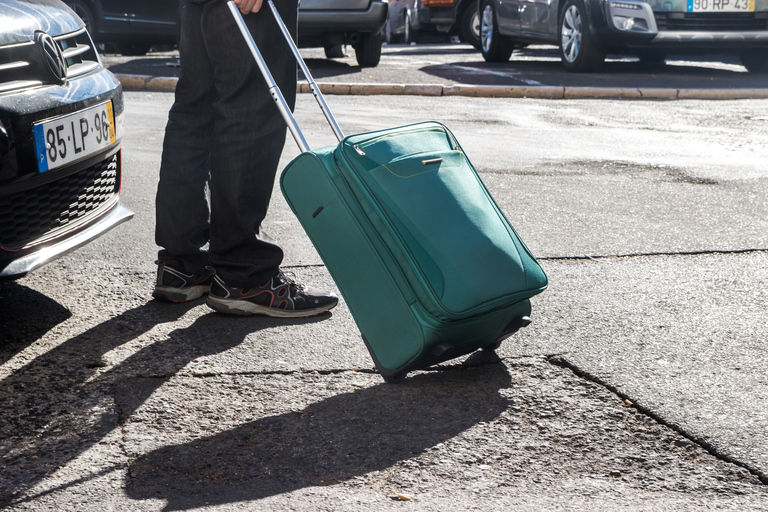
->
[[206, 271, 338, 318], [152, 259, 216, 303]]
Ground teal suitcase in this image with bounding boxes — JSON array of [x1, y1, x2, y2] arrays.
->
[[230, 1, 548, 382]]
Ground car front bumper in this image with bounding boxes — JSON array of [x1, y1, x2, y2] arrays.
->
[[0, 201, 133, 281], [594, 0, 768, 51]]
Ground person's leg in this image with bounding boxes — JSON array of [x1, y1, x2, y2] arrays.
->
[[201, 0, 298, 288], [155, 0, 216, 274]]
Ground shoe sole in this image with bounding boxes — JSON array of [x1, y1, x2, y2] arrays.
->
[[153, 285, 211, 303], [206, 295, 337, 318]]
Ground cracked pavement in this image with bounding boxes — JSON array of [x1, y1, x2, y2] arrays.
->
[[1, 93, 768, 510]]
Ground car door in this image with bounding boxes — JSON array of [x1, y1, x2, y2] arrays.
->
[[495, 0, 521, 34], [388, 0, 405, 34], [519, 0, 553, 37], [99, 0, 178, 36]]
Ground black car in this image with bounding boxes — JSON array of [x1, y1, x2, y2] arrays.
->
[[396, 0, 481, 47], [63, 0, 179, 55], [479, 0, 768, 71], [0, 0, 133, 281], [63, 0, 388, 66]]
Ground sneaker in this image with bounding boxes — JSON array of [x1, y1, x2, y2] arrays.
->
[[152, 259, 216, 303], [206, 271, 339, 318]]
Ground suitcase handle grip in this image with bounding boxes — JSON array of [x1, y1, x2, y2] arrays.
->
[[227, 0, 345, 152]]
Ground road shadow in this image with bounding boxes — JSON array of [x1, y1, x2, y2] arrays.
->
[[125, 363, 512, 510], [0, 299, 331, 506], [107, 58, 182, 78], [420, 49, 752, 88], [107, 56, 366, 81], [0, 282, 71, 365], [301, 58, 363, 80]]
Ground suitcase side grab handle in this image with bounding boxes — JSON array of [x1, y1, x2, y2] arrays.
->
[[227, 0, 345, 152]]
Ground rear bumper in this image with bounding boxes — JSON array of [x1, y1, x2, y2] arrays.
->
[[298, 1, 388, 35], [0, 202, 134, 281]]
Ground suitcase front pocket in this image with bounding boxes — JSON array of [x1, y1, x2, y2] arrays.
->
[[346, 148, 534, 316]]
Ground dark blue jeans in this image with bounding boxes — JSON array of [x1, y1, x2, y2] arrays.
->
[[155, 0, 297, 288]]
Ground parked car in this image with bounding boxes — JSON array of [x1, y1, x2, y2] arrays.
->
[[384, 0, 419, 43], [0, 0, 133, 281], [64, 0, 387, 67], [63, 0, 178, 55], [479, 0, 768, 72], [386, 0, 481, 47], [298, 0, 389, 66]]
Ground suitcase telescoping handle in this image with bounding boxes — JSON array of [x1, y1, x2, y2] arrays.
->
[[227, 0, 345, 152]]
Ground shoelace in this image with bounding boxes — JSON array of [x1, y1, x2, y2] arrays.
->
[[277, 270, 306, 292]]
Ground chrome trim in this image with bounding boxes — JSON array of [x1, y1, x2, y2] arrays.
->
[[66, 60, 100, 78], [0, 80, 42, 94], [0, 61, 29, 72], [53, 27, 88, 41], [0, 203, 134, 279], [62, 44, 91, 60]]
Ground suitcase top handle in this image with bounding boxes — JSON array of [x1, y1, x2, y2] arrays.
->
[[227, 0, 346, 152]]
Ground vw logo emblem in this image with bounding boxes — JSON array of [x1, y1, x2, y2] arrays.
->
[[35, 32, 67, 85]]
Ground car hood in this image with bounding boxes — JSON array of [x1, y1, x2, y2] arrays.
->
[[0, 0, 83, 46]]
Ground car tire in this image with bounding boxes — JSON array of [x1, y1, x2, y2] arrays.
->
[[558, 0, 604, 72], [740, 50, 768, 73], [403, 12, 416, 44], [480, 0, 513, 62], [64, 0, 96, 34], [354, 31, 382, 67], [325, 45, 345, 59], [383, 18, 396, 44], [461, 1, 482, 50]]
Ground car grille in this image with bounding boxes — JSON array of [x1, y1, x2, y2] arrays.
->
[[654, 12, 768, 31], [0, 153, 119, 250], [0, 28, 100, 94]]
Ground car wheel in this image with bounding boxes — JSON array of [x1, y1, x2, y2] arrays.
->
[[558, 0, 604, 72], [461, 1, 482, 50], [64, 0, 96, 34], [480, 0, 513, 62], [740, 50, 768, 73], [325, 45, 345, 59], [354, 31, 382, 67], [403, 12, 416, 44]]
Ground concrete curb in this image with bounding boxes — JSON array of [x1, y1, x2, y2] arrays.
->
[[116, 73, 768, 100]]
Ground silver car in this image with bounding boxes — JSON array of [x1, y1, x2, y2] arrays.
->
[[479, 0, 768, 72]]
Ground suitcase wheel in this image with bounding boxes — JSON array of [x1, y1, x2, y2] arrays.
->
[[382, 371, 408, 384], [482, 316, 532, 352]]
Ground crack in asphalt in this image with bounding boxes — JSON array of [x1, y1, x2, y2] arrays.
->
[[547, 354, 768, 486], [539, 248, 768, 261]]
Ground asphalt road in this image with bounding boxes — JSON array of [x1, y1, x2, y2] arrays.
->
[[2, 88, 768, 508]]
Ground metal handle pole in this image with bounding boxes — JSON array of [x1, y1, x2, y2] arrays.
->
[[227, 1, 310, 152], [266, 0, 345, 143]]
